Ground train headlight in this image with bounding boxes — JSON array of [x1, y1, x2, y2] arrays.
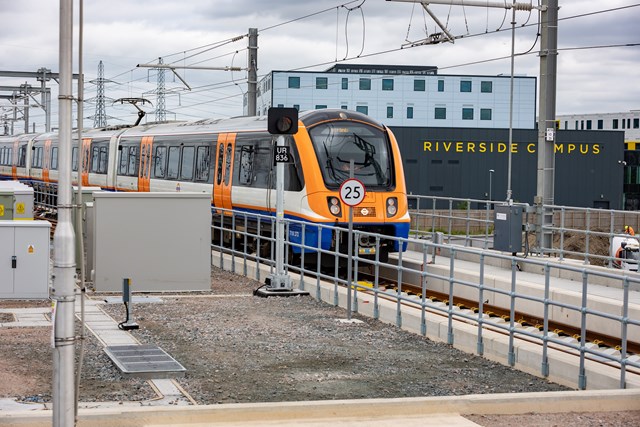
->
[[386, 197, 398, 217], [328, 197, 341, 216]]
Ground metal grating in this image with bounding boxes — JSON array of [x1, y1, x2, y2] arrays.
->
[[104, 344, 186, 379]]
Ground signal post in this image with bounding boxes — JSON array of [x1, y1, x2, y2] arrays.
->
[[255, 108, 309, 298]]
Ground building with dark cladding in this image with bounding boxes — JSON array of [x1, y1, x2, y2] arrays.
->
[[390, 127, 624, 210]]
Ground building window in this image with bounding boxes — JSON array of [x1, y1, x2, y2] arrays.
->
[[315, 105, 327, 109], [387, 106, 393, 118], [407, 106, 414, 119], [575, 121, 579, 130], [597, 119, 604, 129], [634, 118, 639, 129], [356, 105, 368, 115], [438, 79, 444, 92], [564, 121, 568, 129], [460, 80, 472, 92], [288, 76, 300, 89], [613, 119, 619, 129], [414, 80, 425, 91], [382, 79, 394, 91], [462, 108, 474, 120], [581, 120, 584, 130], [586, 120, 592, 130], [293, 104, 300, 111], [480, 108, 492, 120], [623, 119, 626, 129], [342, 78, 348, 90], [359, 78, 371, 90], [434, 107, 446, 120], [316, 77, 328, 89], [341, 105, 348, 110], [481, 81, 493, 93], [277, 104, 284, 108]]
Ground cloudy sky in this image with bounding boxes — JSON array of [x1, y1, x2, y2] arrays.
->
[[0, 0, 638, 132]]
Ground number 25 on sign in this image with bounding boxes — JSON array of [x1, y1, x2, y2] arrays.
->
[[339, 178, 366, 207]]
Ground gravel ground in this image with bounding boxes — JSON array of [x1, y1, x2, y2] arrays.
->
[[1, 266, 639, 426]]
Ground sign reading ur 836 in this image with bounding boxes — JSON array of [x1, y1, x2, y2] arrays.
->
[[273, 146, 293, 165]]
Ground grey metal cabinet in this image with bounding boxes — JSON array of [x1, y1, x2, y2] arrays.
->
[[0, 221, 51, 299]]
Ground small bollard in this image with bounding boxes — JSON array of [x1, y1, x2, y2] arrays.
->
[[118, 278, 139, 331]]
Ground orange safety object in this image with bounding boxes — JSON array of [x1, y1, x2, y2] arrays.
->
[[625, 225, 635, 236]]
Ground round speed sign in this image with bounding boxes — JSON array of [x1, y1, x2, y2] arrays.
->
[[339, 178, 366, 207]]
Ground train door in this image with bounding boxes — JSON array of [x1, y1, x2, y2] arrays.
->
[[213, 133, 235, 212], [81, 138, 91, 187], [138, 136, 153, 192], [43, 140, 51, 183]]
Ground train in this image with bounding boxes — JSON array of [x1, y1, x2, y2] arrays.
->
[[0, 109, 410, 263]]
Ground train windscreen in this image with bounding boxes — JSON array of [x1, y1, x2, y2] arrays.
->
[[309, 121, 393, 189]]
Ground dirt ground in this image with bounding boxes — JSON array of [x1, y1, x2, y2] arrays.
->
[[1, 267, 639, 426]]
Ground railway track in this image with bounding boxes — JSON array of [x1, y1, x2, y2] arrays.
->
[[354, 271, 640, 357]]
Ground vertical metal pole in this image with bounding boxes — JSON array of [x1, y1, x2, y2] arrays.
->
[[541, 264, 550, 377], [346, 161, 354, 320], [578, 270, 588, 390], [447, 250, 455, 345], [53, 0, 76, 425], [477, 253, 485, 356], [620, 276, 629, 388], [420, 244, 428, 336], [506, 5, 515, 203], [508, 258, 517, 366], [535, 0, 558, 252], [247, 28, 258, 116]]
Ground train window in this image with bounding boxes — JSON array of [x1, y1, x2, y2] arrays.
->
[[51, 147, 58, 170], [18, 145, 26, 167], [195, 146, 210, 182], [72, 147, 79, 171], [127, 146, 138, 176], [180, 146, 195, 181], [239, 146, 254, 185], [224, 144, 232, 186], [216, 143, 224, 185], [118, 147, 128, 175], [98, 146, 108, 174], [153, 146, 166, 178], [167, 146, 180, 179], [91, 146, 100, 173]]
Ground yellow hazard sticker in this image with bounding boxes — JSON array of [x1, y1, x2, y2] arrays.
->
[[28, 245, 34, 254], [16, 202, 25, 215], [0, 204, 4, 216]]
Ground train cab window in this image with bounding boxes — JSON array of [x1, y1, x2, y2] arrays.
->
[[153, 146, 166, 178], [195, 146, 210, 182], [180, 146, 195, 181], [239, 146, 254, 185], [224, 144, 232, 185], [90, 145, 108, 174], [216, 143, 224, 185], [99, 146, 108, 173], [90, 146, 100, 173], [32, 147, 43, 168], [167, 146, 180, 179], [18, 145, 26, 167], [51, 147, 58, 170], [72, 147, 79, 171], [118, 147, 128, 175], [127, 146, 138, 176]]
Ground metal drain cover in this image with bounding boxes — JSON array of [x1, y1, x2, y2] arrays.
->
[[104, 344, 186, 378]]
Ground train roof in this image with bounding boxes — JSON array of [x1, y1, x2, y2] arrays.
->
[[0, 109, 388, 143]]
